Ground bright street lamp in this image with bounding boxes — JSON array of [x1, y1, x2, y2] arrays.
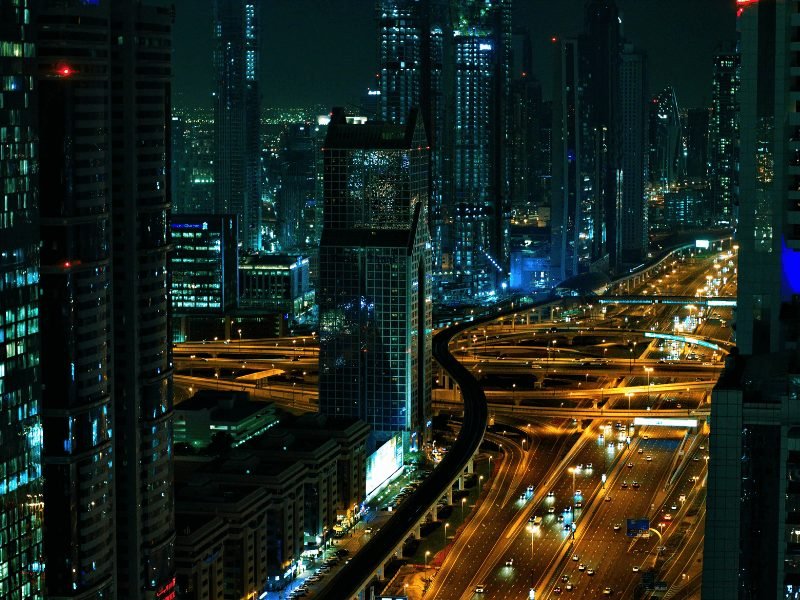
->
[[461, 497, 467, 519], [425, 550, 431, 567], [444, 522, 449, 542]]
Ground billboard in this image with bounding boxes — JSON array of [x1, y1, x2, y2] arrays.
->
[[366, 433, 404, 498], [627, 518, 650, 537]]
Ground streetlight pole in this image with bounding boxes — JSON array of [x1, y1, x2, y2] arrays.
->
[[444, 522, 449, 543], [461, 497, 466, 519], [425, 550, 430, 567], [238, 328, 242, 353], [478, 475, 484, 494], [644, 367, 653, 407]]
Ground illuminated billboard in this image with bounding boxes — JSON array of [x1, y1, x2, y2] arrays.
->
[[644, 331, 720, 350], [366, 433, 404, 498], [634, 417, 698, 428], [695, 239, 710, 249]]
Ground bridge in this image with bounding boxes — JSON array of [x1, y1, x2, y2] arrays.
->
[[598, 295, 736, 307]]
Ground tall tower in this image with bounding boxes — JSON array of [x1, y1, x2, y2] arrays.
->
[[685, 107, 710, 182], [704, 1, 800, 597], [0, 1, 45, 597], [378, 0, 421, 124], [110, 2, 176, 597], [649, 86, 683, 188], [618, 43, 648, 268], [214, 0, 262, 251], [708, 45, 740, 226], [583, 0, 621, 269], [36, 1, 116, 596], [318, 109, 432, 450]]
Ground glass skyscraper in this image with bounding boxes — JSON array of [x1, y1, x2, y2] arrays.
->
[[708, 46, 740, 227], [0, 2, 44, 598], [318, 108, 432, 449], [214, 0, 262, 251]]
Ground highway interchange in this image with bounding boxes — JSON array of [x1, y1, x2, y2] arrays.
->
[[172, 240, 735, 599]]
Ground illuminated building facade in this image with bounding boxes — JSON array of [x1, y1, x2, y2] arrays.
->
[[318, 109, 432, 449], [170, 215, 238, 315], [214, 0, 262, 250], [276, 123, 317, 252], [378, 0, 421, 124], [109, 3, 176, 596], [0, 2, 44, 598], [617, 43, 648, 268], [708, 45, 740, 226], [35, 2, 115, 596], [704, 1, 800, 598], [648, 86, 684, 189]]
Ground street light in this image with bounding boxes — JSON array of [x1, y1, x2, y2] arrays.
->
[[238, 328, 242, 353], [425, 550, 431, 567], [512, 383, 517, 407], [478, 475, 484, 494], [444, 522, 449, 542], [461, 497, 467, 519]]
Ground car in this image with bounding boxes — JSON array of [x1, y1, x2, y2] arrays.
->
[[527, 484, 535, 493], [671, 504, 678, 511], [561, 575, 569, 582], [553, 587, 562, 595], [603, 587, 612, 595], [564, 506, 572, 513], [519, 493, 527, 501], [632, 481, 640, 488], [638, 448, 644, 454], [565, 583, 574, 591], [475, 584, 486, 593], [575, 501, 583, 508], [699, 445, 706, 450], [632, 565, 640, 572], [572, 554, 579, 561], [557, 514, 564, 522], [364, 527, 373, 534], [574, 490, 582, 497], [585, 463, 593, 469], [586, 569, 595, 576], [605, 495, 612, 502], [613, 523, 621, 531], [578, 563, 586, 571], [547, 490, 555, 497], [505, 558, 514, 567], [627, 462, 634, 468], [563, 523, 571, 531], [664, 513, 673, 521], [548, 506, 556, 513], [692, 456, 700, 462], [643, 435, 650, 440], [530, 515, 542, 525], [646, 455, 653, 462], [336, 549, 349, 557], [621, 481, 628, 489]]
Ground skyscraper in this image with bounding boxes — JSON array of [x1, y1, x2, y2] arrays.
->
[[618, 43, 648, 267], [0, 2, 44, 597], [685, 107, 710, 182], [704, 1, 800, 597], [649, 86, 683, 189], [214, 0, 262, 251], [378, 0, 421, 124], [36, 2, 115, 596], [110, 2, 176, 596], [276, 123, 317, 252], [318, 109, 432, 449], [708, 45, 740, 226]]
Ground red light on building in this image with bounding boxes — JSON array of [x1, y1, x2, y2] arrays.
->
[[551, 36, 558, 43], [736, 0, 757, 5], [156, 578, 176, 600], [55, 63, 76, 77]]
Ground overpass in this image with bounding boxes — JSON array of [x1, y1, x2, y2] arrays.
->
[[598, 295, 736, 307]]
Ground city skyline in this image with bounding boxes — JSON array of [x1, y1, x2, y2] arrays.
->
[[172, 0, 735, 110]]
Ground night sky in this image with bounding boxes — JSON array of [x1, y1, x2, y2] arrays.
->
[[172, 0, 736, 111]]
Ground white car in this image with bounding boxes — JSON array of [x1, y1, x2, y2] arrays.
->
[[475, 584, 486, 593], [603, 587, 612, 595], [632, 565, 640, 572]]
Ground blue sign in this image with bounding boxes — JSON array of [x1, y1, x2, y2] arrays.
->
[[626, 518, 649, 537]]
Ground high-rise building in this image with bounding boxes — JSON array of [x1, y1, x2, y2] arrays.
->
[[685, 107, 710, 182], [648, 86, 683, 188], [214, 0, 262, 250], [318, 109, 432, 449], [618, 43, 648, 267], [703, 1, 800, 598], [109, 3, 176, 596], [378, 0, 421, 124], [550, 38, 590, 284], [708, 45, 740, 226], [35, 2, 115, 596], [583, 0, 622, 269], [449, 0, 512, 298], [276, 123, 317, 252], [0, 2, 44, 597]]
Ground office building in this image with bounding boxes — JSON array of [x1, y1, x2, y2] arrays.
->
[[318, 109, 432, 449], [109, 3, 176, 596], [172, 109, 216, 215], [214, 0, 262, 250], [378, 0, 421, 124], [649, 86, 683, 188], [170, 214, 238, 315], [35, 2, 116, 596], [550, 37, 595, 285], [663, 187, 707, 229], [0, 2, 44, 597], [708, 45, 740, 226], [704, 1, 800, 598], [617, 43, 648, 268], [238, 254, 314, 319], [686, 107, 710, 182], [276, 123, 317, 252]]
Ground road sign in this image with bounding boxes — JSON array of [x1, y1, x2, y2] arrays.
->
[[627, 518, 649, 537]]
